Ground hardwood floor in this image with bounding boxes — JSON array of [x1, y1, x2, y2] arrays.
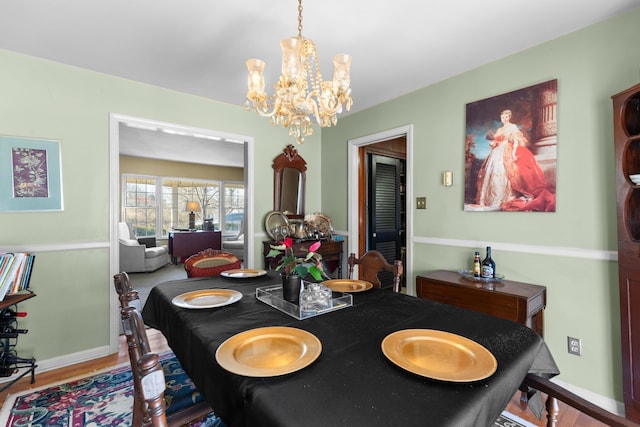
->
[[0, 329, 612, 426]]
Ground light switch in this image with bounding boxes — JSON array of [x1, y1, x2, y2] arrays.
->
[[416, 197, 426, 209]]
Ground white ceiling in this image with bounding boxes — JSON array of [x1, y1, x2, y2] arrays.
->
[[1, 0, 638, 165]]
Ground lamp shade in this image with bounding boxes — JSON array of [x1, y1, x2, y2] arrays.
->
[[185, 201, 201, 213]]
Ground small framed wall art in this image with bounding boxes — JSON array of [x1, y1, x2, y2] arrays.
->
[[0, 135, 63, 212]]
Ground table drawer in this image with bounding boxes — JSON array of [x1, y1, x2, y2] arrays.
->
[[419, 282, 521, 323]]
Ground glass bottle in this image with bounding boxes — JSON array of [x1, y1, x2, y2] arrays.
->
[[473, 252, 481, 278], [481, 246, 496, 279]]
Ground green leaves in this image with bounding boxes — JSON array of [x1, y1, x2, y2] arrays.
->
[[268, 239, 328, 281]]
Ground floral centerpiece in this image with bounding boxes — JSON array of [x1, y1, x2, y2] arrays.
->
[[267, 237, 327, 281]]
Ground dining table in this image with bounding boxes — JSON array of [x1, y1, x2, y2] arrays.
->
[[142, 270, 559, 427]]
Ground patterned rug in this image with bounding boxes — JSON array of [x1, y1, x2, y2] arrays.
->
[[495, 411, 538, 427], [0, 353, 224, 427], [0, 353, 534, 427]]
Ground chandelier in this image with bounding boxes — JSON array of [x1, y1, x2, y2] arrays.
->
[[244, 0, 352, 144]]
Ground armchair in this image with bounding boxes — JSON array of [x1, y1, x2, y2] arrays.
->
[[118, 222, 169, 273], [221, 221, 244, 260]]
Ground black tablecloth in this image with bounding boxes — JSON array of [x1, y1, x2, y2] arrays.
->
[[142, 271, 558, 427]]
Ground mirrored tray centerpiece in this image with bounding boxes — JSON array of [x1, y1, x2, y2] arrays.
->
[[256, 284, 352, 320], [458, 269, 504, 283]]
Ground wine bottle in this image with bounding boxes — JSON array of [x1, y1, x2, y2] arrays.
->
[[0, 325, 27, 335], [0, 352, 35, 368], [473, 252, 481, 278], [481, 246, 496, 279], [0, 310, 26, 319], [0, 366, 17, 377], [0, 332, 18, 339]]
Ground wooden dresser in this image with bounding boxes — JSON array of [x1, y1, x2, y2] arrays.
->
[[416, 270, 546, 336]]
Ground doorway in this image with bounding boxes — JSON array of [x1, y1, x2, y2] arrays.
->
[[365, 144, 406, 288], [108, 113, 255, 353], [348, 125, 413, 294]]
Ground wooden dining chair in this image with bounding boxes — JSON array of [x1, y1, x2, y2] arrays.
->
[[113, 273, 222, 427], [347, 250, 403, 292], [114, 271, 142, 310], [183, 248, 241, 278]]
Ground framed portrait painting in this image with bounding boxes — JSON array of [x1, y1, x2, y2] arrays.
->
[[0, 135, 63, 212], [463, 79, 557, 212]]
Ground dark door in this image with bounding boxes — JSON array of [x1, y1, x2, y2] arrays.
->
[[367, 154, 403, 287]]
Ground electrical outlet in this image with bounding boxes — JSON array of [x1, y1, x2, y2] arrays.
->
[[568, 336, 582, 356], [416, 197, 426, 209]]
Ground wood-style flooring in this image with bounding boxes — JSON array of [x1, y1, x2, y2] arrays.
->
[[0, 329, 611, 426]]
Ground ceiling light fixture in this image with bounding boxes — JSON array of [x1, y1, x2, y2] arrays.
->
[[244, 0, 352, 144]]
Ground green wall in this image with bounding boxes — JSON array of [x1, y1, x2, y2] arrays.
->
[[0, 48, 322, 362], [321, 9, 640, 403]]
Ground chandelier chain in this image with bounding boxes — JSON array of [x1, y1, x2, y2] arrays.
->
[[297, 0, 303, 37]]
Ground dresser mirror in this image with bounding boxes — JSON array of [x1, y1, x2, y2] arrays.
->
[[273, 144, 306, 219]]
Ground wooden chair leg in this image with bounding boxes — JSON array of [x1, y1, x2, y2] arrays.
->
[[545, 395, 559, 427]]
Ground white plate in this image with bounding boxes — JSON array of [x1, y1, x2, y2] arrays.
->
[[221, 269, 267, 278], [172, 289, 243, 309]]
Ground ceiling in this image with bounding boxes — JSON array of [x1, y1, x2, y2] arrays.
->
[[1, 1, 638, 165]]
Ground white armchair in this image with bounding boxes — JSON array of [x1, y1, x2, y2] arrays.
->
[[118, 222, 169, 273], [222, 222, 244, 260]]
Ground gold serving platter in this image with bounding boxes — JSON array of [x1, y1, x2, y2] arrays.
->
[[381, 329, 497, 382], [221, 269, 267, 278], [216, 326, 322, 377], [171, 289, 243, 309], [321, 279, 373, 293]]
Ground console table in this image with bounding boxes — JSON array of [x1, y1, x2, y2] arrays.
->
[[262, 240, 344, 278], [168, 231, 221, 263], [416, 270, 546, 336]]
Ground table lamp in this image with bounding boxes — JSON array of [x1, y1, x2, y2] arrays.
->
[[185, 201, 201, 230]]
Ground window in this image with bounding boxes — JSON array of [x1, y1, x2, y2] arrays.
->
[[123, 175, 244, 238], [123, 177, 158, 237], [224, 183, 245, 235]]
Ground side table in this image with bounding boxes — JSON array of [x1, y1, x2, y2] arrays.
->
[[416, 270, 546, 336]]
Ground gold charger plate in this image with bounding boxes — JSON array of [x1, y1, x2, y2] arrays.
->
[[215, 326, 322, 377], [321, 279, 373, 293], [172, 289, 243, 309], [381, 329, 497, 382], [221, 269, 267, 278]]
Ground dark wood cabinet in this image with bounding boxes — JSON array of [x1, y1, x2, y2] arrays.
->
[[168, 231, 221, 263], [262, 240, 344, 278], [612, 82, 640, 423], [416, 270, 546, 336]]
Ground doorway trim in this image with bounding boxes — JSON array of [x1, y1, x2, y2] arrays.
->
[[348, 125, 414, 294], [108, 113, 255, 353]]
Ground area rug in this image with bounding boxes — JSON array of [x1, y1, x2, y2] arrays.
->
[[0, 353, 224, 427], [0, 354, 533, 427], [495, 411, 538, 427]]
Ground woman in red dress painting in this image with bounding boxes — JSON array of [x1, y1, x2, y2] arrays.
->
[[477, 110, 555, 211]]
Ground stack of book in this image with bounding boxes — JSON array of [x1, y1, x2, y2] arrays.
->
[[0, 253, 35, 301]]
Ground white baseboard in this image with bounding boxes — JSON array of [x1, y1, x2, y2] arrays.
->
[[552, 378, 625, 416]]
